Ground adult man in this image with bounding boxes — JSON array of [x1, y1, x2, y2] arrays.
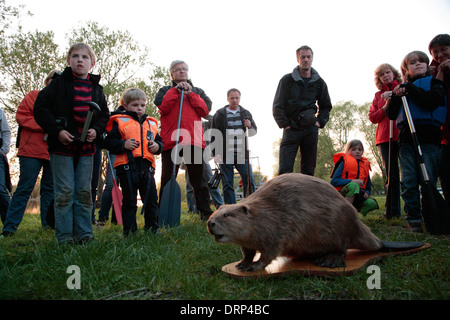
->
[[211, 88, 257, 204], [429, 34, 450, 207], [154, 60, 213, 220], [273, 45, 332, 176]]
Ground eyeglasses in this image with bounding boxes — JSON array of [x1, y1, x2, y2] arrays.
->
[[173, 67, 188, 73]]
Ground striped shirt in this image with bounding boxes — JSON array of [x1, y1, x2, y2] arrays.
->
[[54, 75, 95, 156], [225, 107, 245, 159]]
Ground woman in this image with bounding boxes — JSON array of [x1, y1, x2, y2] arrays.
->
[[368, 63, 402, 218]]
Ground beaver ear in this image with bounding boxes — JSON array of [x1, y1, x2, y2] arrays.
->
[[241, 204, 251, 215]]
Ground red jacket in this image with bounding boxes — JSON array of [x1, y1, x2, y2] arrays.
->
[[368, 81, 400, 145], [158, 87, 209, 150], [16, 90, 50, 160]]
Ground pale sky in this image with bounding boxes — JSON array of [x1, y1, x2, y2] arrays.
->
[[16, 0, 450, 178]]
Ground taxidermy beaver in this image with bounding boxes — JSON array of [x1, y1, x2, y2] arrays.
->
[[207, 173, 420, 272]]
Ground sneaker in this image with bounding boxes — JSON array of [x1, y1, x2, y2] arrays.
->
[[96, 220, 105, 227], [77, 236, 95, 245], [0, 231, 14, 239], [408, 223, 423, 233]]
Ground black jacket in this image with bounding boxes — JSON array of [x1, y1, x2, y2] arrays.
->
[[273, 67, 332, 129], [33, 67, 110, 154], [210, 105, 257, 160]]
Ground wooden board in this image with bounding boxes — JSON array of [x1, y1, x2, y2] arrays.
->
[[222, 243, 431, 278]]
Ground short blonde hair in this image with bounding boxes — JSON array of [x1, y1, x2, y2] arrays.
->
[[120, 88, 147, 106], [374, 63, 402, 90], [400, 51, 431, 82], [67, 42, 96, 65], [43, 69, 61, 87]]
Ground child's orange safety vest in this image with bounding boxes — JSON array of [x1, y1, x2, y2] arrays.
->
[[331, 152, 371, 191], [107, 114, 159, 169]]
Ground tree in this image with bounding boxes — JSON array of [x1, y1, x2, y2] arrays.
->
[[355, 102, 385, 180], [0, 0, 29, 33], [66, 21, 171, 116], [0, 30, 65, 115]]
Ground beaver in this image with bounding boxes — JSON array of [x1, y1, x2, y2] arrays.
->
[[207, 173, 384, 272]]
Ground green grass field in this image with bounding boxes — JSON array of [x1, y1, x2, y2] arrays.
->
[[0, 197, 449, 301]]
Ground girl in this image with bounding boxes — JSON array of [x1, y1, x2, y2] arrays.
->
[[330, 139, 378, 216]]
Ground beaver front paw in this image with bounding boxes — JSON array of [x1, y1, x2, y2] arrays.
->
[[236, 260, 267, 272], [313, 252, 346, 268]]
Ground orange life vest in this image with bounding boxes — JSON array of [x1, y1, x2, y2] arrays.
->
[[332, 152, 371, 191], [107, 114, 159, 169]]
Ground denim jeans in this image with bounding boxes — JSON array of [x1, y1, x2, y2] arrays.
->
[[0, 155, 11, 223], [220, 160, 255, 204], [2, 156, 53, 233], [50, 154, 93, 243], [399, 142, 440, 225]]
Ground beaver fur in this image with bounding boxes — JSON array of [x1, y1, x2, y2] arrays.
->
[[207, 173, 383, 272]]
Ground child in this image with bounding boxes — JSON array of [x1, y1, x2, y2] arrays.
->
[[386, 50, 447, 232], [330, 139, 379, 216], [33, 43, 110, 244], [105, 88, 163, 236]]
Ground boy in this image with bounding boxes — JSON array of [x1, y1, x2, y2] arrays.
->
[[105, 88, 162, 236], [386, 51, 447, 232], [34, 43, 110, 244]]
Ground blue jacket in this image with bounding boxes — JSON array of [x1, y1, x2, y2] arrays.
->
[[386, 75, 446, 145], [396, 76, 447, 130]]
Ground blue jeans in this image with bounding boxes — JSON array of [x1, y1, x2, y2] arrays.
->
[[220, 160, 255, 204], [2, 157, 53, 233], [399, 142, 440, 225], [0, 155, 11, 223], [50, 154, 93, 243]]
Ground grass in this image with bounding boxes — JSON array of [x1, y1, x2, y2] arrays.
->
[[0, 198, 449, 301]]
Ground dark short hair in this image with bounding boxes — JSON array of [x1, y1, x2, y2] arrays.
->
[[428, 34, 450, 53], [296, 45, 313, 55], [227, 88, 241, 97]]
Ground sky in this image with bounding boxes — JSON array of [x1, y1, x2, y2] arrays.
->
[[16, 0, 450, 179]]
